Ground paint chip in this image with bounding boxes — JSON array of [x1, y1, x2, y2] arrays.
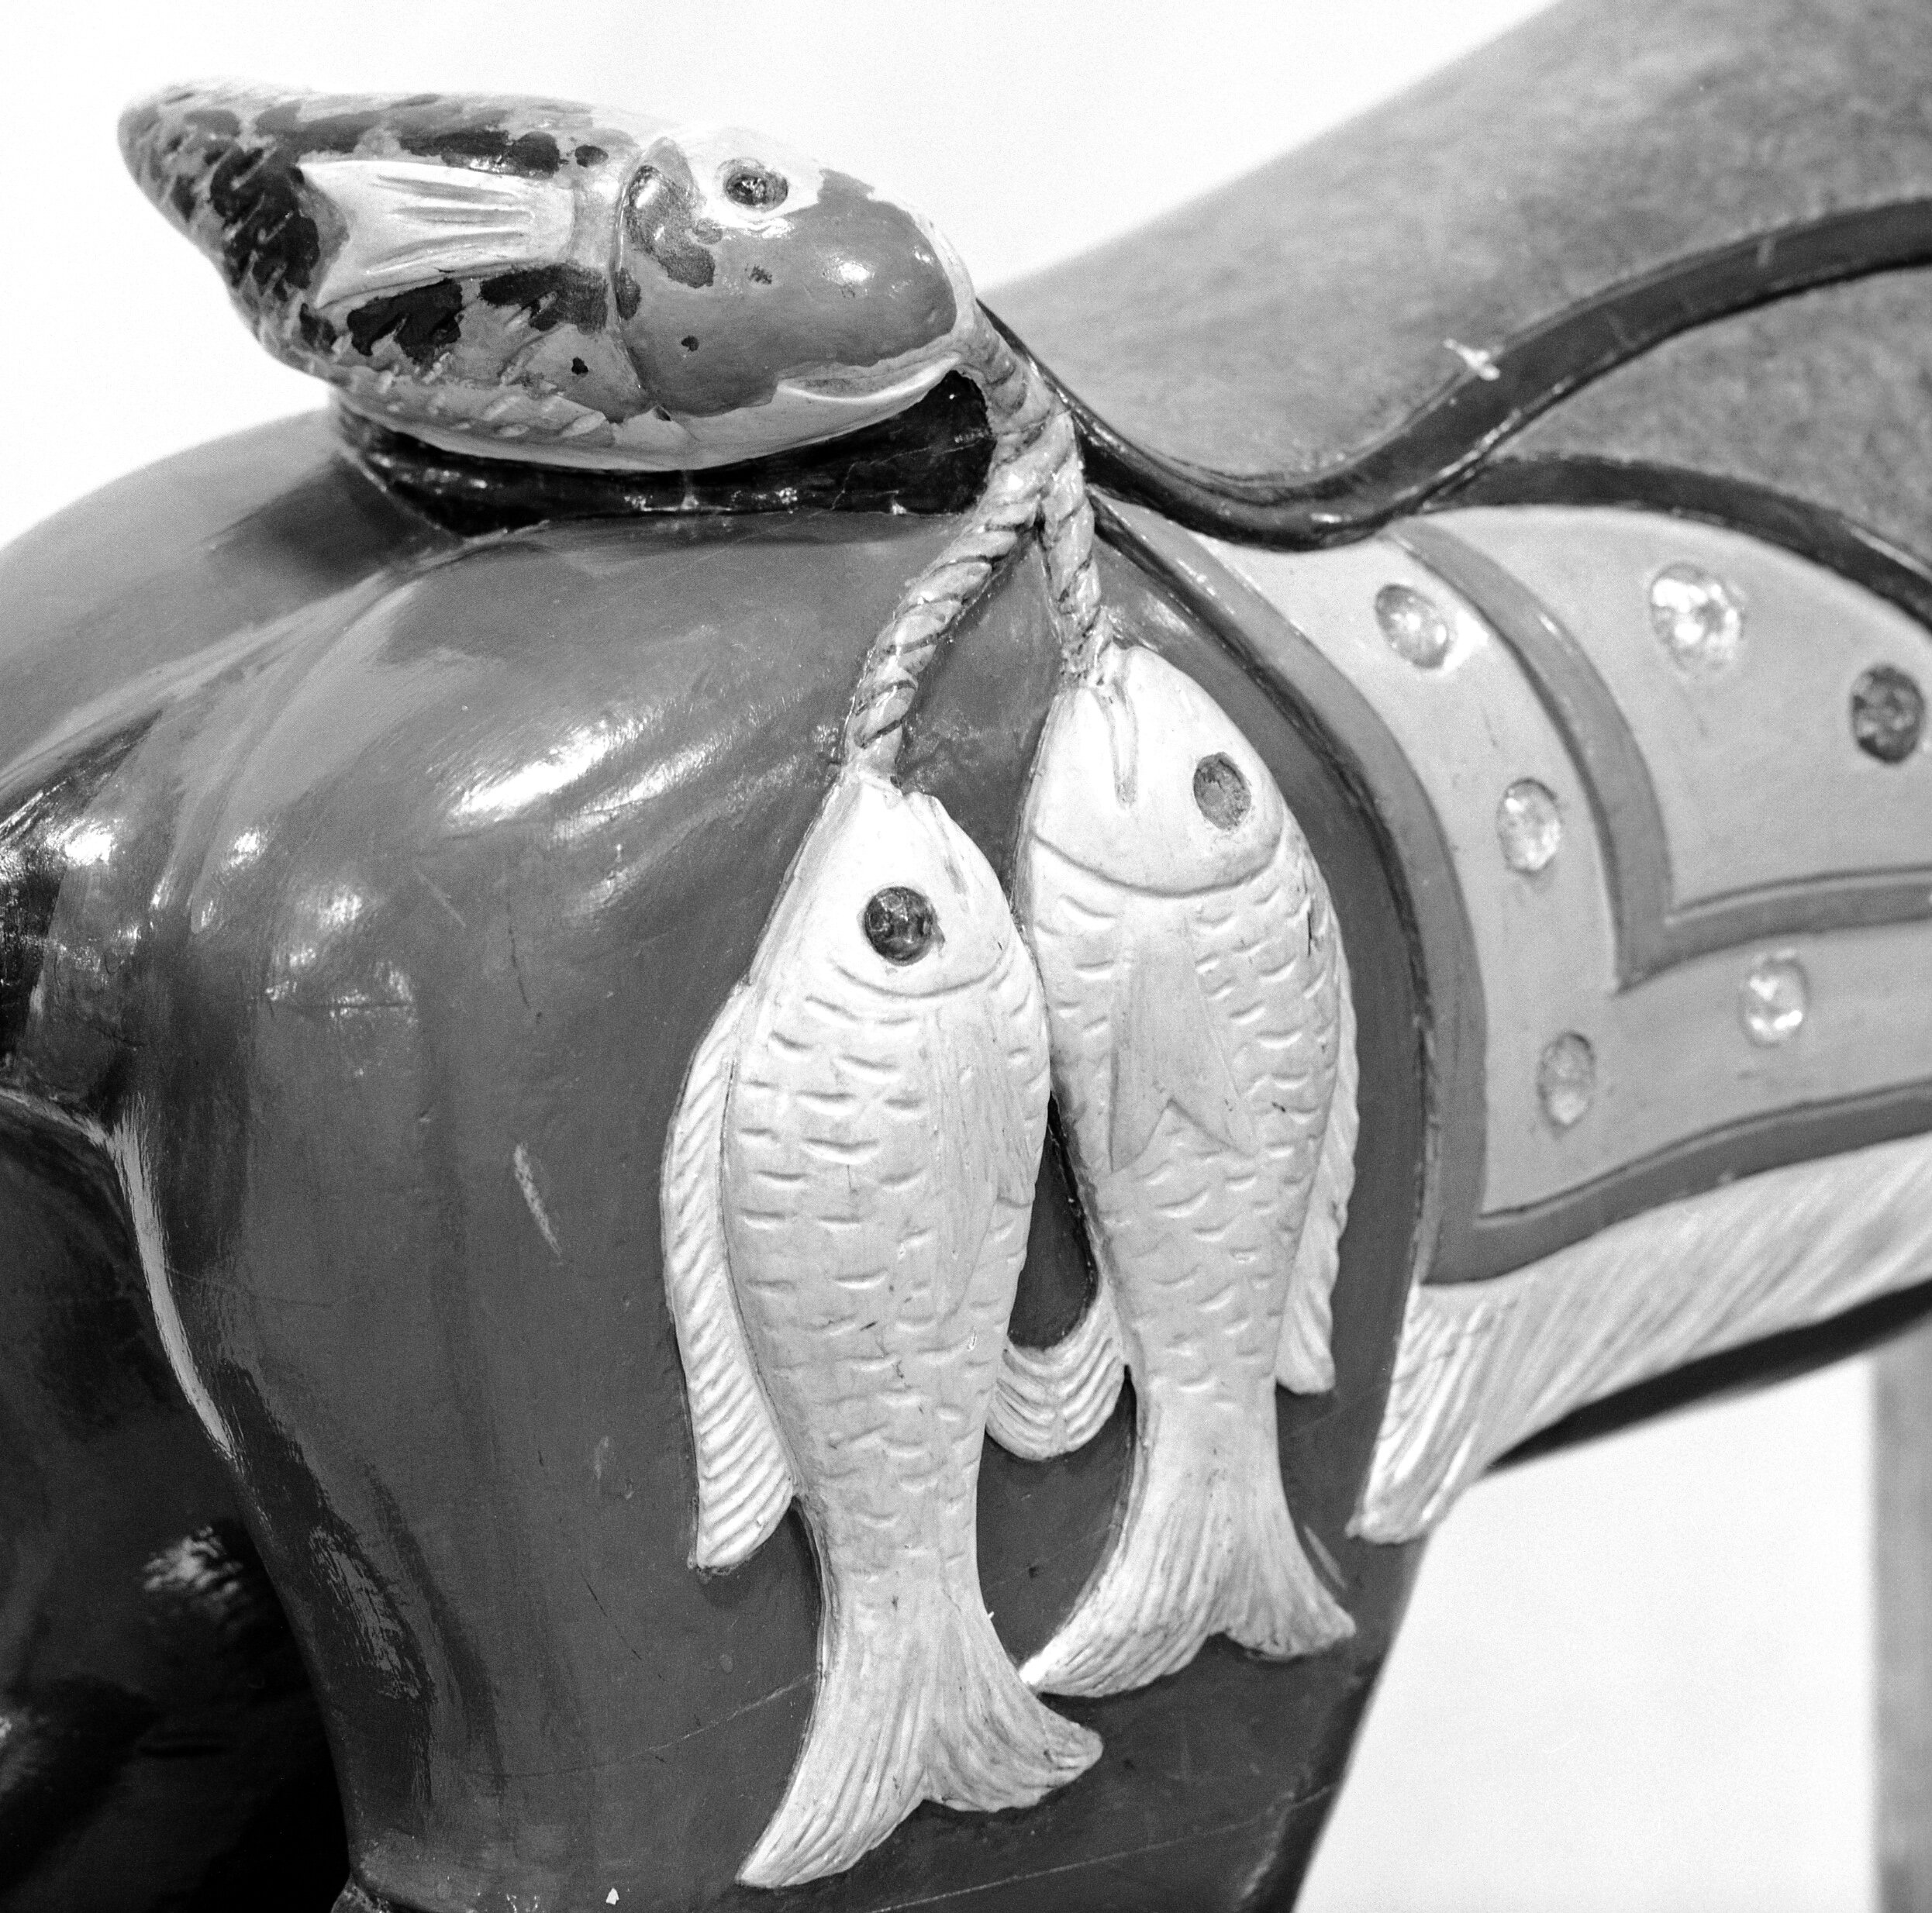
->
[[1444, 336, 1500, 381]]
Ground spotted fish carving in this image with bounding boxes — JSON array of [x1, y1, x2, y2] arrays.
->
[[120, 84, 976, 469], [661, 769, 1099, 1889], [993, 639, 1358, 1698]]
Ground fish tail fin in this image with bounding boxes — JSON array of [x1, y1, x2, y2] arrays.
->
[[986, 1280, 1126, 1460], [740, 1579, 1100, 1889], [1021, 1407, 1352, 1699], [1217, 1438, 1355, 1662], [119, 84, 287, 269], [1278, 916, 1358, 1394], [119, 83, 575, 326]]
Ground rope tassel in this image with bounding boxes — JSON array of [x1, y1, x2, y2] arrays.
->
[[841, 315, 1113, 773]]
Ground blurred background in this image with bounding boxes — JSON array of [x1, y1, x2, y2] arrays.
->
[[0, 4, 1877, 1907]]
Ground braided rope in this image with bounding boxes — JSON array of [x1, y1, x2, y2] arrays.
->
[[840, 318, 1114, 772]]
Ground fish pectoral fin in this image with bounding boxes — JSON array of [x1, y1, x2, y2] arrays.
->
[[661, 984, 796, 1571], [302, 158, 578, 309], [987, 1277, 1126, 1460], [930, 1006, 1036, 1263], [1107, 933, 1254, 1172], [1278, 926, 1359, 1394]]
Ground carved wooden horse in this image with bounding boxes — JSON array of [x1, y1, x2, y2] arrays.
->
[[4, 1, 1931, 1907]]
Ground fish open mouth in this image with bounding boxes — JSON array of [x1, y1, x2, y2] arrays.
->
[[785, 354, 958, 404], [631, 341, 965, 467], [771, 347, 964, 419]]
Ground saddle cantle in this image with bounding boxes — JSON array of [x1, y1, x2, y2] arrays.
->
[[995, 0, 1932, 567]]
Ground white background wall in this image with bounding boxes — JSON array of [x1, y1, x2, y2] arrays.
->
[[2, 4, 1878, 1906]]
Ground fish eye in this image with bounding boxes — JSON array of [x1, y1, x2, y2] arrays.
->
[[861, 886, 939, 963], [721, 160, 788, 211], [1192, 753, 1251, 830]]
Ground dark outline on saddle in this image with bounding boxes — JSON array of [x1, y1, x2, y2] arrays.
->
[[992, 197, 1932, 550]]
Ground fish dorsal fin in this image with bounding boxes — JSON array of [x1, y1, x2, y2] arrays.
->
[[1106, 932, 1254, 1172], [302, 157, 578, 308], [1277, 926, 1359, 1394], [661, 984, 796, 1572]]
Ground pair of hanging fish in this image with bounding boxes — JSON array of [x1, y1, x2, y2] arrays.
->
[[122, 82, 1360, 1892], [664, 636, 1358, 1887]]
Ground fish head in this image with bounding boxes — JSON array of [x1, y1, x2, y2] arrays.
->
[[765, 774, 1015, 1004], [612, 126, 977, 461], [1023, 644, 1295, 898]]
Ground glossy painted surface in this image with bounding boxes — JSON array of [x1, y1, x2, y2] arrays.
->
[[0, 1103, 345, 1913], [0, 418, 1427, 1910], [0, 415, 436, 1913], [4, 413, 1930, 1908]]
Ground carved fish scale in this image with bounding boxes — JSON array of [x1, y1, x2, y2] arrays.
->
[[1028, 840, 1334, 1395], [725, 932, 1046, 1567]]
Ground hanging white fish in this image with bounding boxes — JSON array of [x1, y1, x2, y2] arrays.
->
[[992, 639, 1358, 1698], [661, 767, 1099, 1890]]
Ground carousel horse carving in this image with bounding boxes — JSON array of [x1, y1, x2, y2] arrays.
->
[[4, 0, 1931, 1906]]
